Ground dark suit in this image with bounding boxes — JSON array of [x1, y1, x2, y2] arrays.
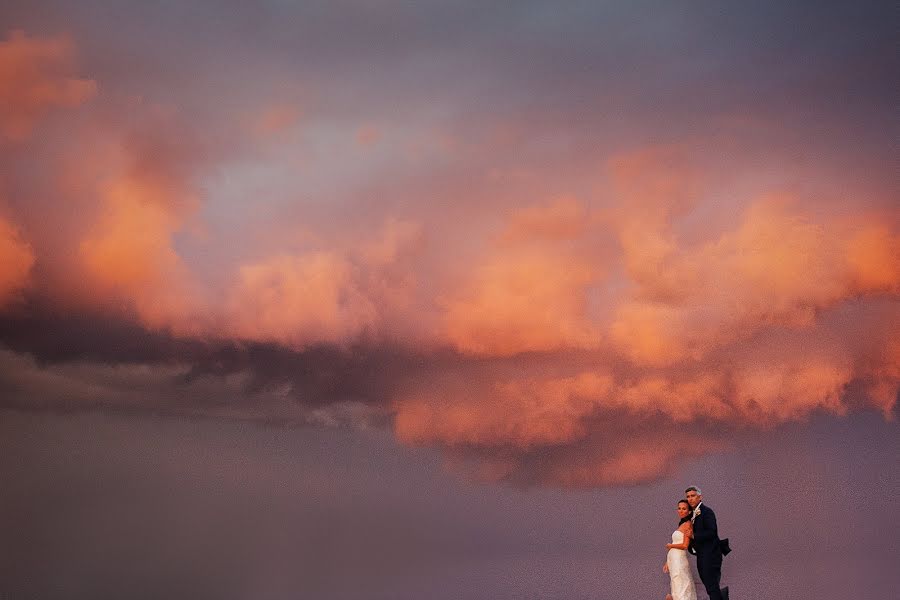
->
[[690, 503, 726, 600]]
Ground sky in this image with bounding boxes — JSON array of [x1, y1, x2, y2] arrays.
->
[[0, 1, 897, 598]]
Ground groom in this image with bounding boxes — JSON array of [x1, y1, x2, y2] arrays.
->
[[685, 486, 729, 600]]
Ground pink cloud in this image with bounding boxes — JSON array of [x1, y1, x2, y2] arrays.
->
[[0, 27, 894, 490], [441, 198, 604, 356], [0, 216, 35, 307], [388, 148, 898, 486], [226, 251, 378, 347], [498, 196, 591, 244], [77, 174, 200, 331], [610, 198, 900, 365], [394, 372, 615, 450], [539, 432, 721, 488], [224, 218, 424, 348], [441, 248, 601, 355], [251, 103, 303, 137], [69, 120, 208, 333], [0, 30, 96, 141]]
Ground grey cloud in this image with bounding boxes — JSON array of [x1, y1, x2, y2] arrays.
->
[[2, 1, 893, 122]]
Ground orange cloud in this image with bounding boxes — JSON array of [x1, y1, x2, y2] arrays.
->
[[611, 371, 731, 422], [391, 343, 884, 486], [442, 249, 600, 355], [392, 164, 896, 486], [540, 432, 721, 488], [361, 218, 423, 267], [393, 366, 738, 487], [395, 372, 614, 450], [844, 224, 900, 292], [396, 240, 894, 485], [730, 358, 851, 423], [611, 199, 900, 364], [442, 199, 604, 356], [77, 172, 200, 331], [607, 145, 700, 288], [224, 219, 424, 348], [0, 30, 96, 141], [850, 309, 900, 418], [4, 97, 895, 492], [252, 103, 302, 136], [70, 118, 208, 333], [226, 251, 378, 347], [498, 196, 589, 243], [358, 218, 424, 333], [607, 145, 701, 218], [0, 216, 35, 307], [393, 352, 860, 452]]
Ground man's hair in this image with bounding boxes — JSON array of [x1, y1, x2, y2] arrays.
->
[[685, 485, 702, 495]]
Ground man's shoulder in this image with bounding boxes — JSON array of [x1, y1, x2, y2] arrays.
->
[[697, 504, 716, 521]]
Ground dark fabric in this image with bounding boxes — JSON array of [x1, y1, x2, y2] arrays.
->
[[697, 553, 723, 600], [691, 504, 725, 599]]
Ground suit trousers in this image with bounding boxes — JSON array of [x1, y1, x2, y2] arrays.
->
[[697, 552, 723, 600]]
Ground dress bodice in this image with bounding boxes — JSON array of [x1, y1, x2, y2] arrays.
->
[[671, 529, 685, 545]]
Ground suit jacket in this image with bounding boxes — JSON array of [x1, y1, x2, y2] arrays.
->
[[689, 503, 723, 559]]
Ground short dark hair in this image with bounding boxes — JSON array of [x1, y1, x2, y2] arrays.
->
[[685, 486, 701, 495]]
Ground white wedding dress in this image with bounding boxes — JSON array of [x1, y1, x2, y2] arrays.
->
[[667, 529, 697, 600]]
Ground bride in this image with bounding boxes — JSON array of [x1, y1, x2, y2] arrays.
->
[[663, 499, 698, 600]]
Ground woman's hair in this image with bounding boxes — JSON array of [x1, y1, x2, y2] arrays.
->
[[677, 499, 692, 525]]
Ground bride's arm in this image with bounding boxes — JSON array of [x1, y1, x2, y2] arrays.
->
[[665, 525, 692, 550]]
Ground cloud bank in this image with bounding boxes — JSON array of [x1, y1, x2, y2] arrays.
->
[[0, 20, 896, 487]]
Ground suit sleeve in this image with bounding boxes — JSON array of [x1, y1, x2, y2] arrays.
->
[[693, 507, 718, 543]]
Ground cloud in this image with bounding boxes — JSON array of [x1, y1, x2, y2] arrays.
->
[[390, 152, 898, 486], [610, 197, 900, 365], [74, 125, 206, 332], [0, 30, 96, 141], [398, 380, 729, 488], [77, 175, 198, 330], [442, 248, 600, 355], [0, 27, 216, 336], [5, 130, 895, 488], [390, 349, 714, 486], [441, 199, 604, 356], [395, 372, 615, 451], [251, 103, 303, 137], [226, 251, 379, 347], [0, 16, 895, 491], [0, 216, 34, 308], [4, 133, 896, 488], [224, 218, 423, 348], [389, 329, 890, 486], [498, 196, 589, 243], [0, 341, 393, 430], [534, 429, 722, 488], [730, 357, 850, 423]]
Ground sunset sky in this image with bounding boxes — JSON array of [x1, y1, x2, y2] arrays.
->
[[0, 1, 897, 598]]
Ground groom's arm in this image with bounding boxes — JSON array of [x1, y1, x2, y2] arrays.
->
[[692, 508, 718, 543]]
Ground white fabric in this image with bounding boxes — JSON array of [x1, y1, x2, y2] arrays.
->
[[667, 530, 697, 600]]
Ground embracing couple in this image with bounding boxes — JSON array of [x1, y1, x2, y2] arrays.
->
[[663, 486, 731, 600]]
